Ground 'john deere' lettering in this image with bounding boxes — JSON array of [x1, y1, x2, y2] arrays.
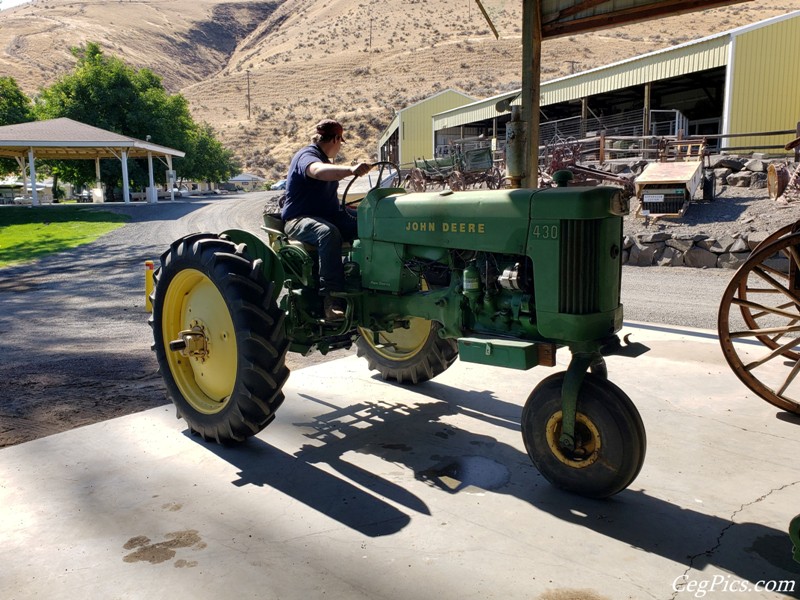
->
[[404, 221, 486, 233], [404, 221, 437, 232]]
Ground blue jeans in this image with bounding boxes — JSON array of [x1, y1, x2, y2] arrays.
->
[[284, 212, 357, 294]]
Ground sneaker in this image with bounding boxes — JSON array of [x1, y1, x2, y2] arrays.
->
[[324, 296, 346, 320]]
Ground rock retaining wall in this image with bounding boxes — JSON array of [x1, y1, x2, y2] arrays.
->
[[619, 154, 795, 268], [623, 231, 763, 269]]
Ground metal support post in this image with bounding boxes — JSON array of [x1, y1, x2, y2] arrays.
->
[[521, 0, 542, 188], [559, 351, 596, 451]]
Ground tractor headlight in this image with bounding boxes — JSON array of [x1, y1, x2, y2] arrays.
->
[[610, 191, 629, 216]]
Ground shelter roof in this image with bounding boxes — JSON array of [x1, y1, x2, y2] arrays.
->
[[229, 173, 266, 182], [0, 117, 185, 160], [540, 0, 752, 38], [432, 9, 796, 129]]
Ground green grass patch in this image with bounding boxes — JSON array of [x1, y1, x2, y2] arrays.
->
[[0, 206, 130, 267]]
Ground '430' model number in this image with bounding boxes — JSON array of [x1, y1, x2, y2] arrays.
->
[[531, 224, 559, 239]]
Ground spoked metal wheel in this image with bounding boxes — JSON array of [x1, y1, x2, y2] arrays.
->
[[718, 229, 800, 413], [409, 168, 427, 192], [355, 319, 458, 384], [521, 372, 646, 498], [448, 171, 466, 191], [487, 166, 504, 189]]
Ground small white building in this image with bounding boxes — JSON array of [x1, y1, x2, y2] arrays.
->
[[228, 173, 266, 191]]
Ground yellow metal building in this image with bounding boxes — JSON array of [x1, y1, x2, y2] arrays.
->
[[726, 13, 800, 150], [377, 89, 475, 169], [427, 11, 800, 156]]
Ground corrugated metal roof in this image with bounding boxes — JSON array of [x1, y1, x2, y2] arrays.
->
[[433, 11, 799, 130], [377, 89, 476, 165], [435, 35, 733, 128], [377, 89, 474, 148], [543, 34, 730, 103], [433, 91, 521, 130]]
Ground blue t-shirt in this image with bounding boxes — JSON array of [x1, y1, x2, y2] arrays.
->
[[282, 144, 340, 221]]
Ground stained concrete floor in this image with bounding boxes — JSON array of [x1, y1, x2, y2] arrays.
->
[[2, 322, 799, 599]]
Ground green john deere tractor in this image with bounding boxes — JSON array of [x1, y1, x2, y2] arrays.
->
[[150, 165, 647, 498]]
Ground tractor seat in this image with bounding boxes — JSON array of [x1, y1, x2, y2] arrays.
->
[[262, 212, 352, 253]]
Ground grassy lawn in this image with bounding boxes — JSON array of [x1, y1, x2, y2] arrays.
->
[[0, 206, 130, 268]]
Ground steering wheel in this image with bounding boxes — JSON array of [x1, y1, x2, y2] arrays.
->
[[341, 161, 401, 209]]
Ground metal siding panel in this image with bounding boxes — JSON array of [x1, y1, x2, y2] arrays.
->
[[433, 97, 506, 129], [542, 36, 730, 104], [398, 91, 474, 166], [728, 16, 800, 148], [377, 114, 399, 148]]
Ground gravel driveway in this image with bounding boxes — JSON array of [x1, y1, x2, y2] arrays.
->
[[0, 191, 735, 447]]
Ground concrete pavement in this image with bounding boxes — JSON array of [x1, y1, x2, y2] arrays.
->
[[2, 322, 799, 599]]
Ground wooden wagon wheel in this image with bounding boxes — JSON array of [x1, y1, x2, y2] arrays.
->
[[448, 171, 466, 191], [735, 222, 800, 343], [487, 166, 504, 189], [749, 222, 800, 254], [718, 230, 800, 413], [409, 168, 427, 192]]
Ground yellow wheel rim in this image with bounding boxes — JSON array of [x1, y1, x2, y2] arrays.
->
[[162, 269, 237, 414], [545, 411, 601, 468], [358, 317, 432, 362]]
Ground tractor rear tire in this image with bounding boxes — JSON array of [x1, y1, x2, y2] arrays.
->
[[521, 372, 646, 498], [355, 320, 458, 384], [150, 233, 290, 444]]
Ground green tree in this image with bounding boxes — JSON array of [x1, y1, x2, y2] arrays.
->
[[34, 42, 196, 198], [0, 76, 34, 175], [177, 123, 240, 186]]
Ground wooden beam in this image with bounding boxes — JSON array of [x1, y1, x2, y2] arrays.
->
[[542, 0, 752, 38], [544, 0, 608, 25], [521, 0, 543, 188]]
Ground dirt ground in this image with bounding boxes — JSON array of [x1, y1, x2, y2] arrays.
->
[[625, 181, 800, 241], [2, 185, 800, 449]]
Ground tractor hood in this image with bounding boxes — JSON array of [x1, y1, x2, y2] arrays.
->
[[359, 188, 536, 254], [358, 186, 625, 255]]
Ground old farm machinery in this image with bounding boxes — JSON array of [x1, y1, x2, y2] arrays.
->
[[717, 129, 800, 414], [150, 164, 650, 499], [407, 145, 504, 192], [718, 220, 800, 415]]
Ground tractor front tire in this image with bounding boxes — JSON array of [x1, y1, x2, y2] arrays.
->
[[521, 372, 646, 498], [150, 233, 289, 444], [356, 320, 457, 384]]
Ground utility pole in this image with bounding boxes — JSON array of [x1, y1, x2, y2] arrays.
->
[[246, 70, 251, 120]]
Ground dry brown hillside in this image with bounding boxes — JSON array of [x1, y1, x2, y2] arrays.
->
[[1, 0, 798, 179]]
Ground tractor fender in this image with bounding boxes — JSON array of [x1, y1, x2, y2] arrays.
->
[[221, 229, 285, 294]]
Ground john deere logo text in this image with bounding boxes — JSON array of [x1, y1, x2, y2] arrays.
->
[[405, 221, 485, 233]]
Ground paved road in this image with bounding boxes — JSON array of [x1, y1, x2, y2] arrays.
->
[[0, 192, 280, 446], [61, 190, 737, 331], [621, 263, 732, 330], [0, 191, 735, 446]]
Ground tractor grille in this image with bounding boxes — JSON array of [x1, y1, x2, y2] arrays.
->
[[559, 220, 600, 314]]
